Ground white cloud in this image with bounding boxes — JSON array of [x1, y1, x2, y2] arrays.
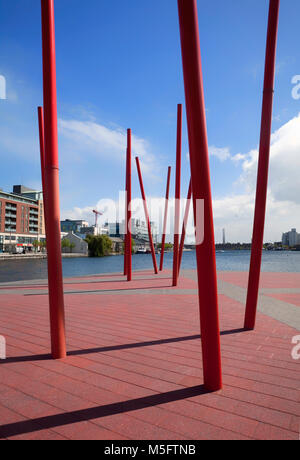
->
[[58, 119, 159, 178], [209, 146, 231, 162], [214, 113, 300, 242], [237, 114, 300, 204], [62, 193, 197, 243], [62, 114, 300, 243]]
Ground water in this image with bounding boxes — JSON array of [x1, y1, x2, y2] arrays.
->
[[0, 250, 299, 283]]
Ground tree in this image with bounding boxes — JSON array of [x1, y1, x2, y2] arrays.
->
[[40, 240, 47, 253], [61, 238, 70, 253], [157, 242, 173, 250], [85, 234, 113, 257], [69, 242, 75, 253], [33, 240, 40, 252]]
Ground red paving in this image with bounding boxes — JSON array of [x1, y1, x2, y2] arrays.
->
[[0, 270, 299, 440], [218, 271, 300, 289], [264, 293, 300, 307]]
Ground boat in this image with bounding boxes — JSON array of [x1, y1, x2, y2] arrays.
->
[[136, 245, 147, 254]]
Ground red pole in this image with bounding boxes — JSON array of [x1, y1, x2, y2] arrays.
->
[[244, 0, 280, 330], [41, 0, 66, 359], [135, 157, 158, 274], [178, 179, 192, 275], [172, 104, 182, 287], [126, 129, 132, 281], [37, 107, 46, 194], [178, 0, 222, 391], [159, 166, 172, 271], [37, 106, 48, 232], [124, 148, 128, 276]]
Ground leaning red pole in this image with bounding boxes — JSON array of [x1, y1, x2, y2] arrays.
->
[[244, 0, 280, 331], [135, 157, 158, 274], [178, 179, 192, 275], [41, 0, 66, 359], [178, 0, 222, 391], [159, 166, 171, 271], [172, 104, 182, 287], [126, 129, 132, 281]]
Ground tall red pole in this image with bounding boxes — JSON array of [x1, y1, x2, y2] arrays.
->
[[178, 179, 192, 275], [37, 107, 46, 196], [41, 0, 66, 359], [124, 149, 128, 276], [244, 0, 280, 331], [37, 106, 48, 233], [135, 157, 158, 274], [178, 0, 222, 391], [172, 104, 182, 287], [126, 129, 132, 281], [159, 166, 171, 271]]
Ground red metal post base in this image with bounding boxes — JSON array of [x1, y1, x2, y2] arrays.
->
[[244, 0, 280, 330], [159, 166, 172, 271], [178, 0, 222, 391], [41, 0, 66, 359]]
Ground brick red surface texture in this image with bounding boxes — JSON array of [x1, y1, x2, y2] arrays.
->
[[0, 270, 299, 440]]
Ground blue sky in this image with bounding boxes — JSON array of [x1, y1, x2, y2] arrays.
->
[[0, 0, 300, 242]]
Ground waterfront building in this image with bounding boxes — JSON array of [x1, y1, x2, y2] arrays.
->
[[105, 218, 158, 244], [61, 231, 88, 255], [60, 219, 89, 233], [60, 219, 108, 237], [0, 185, 45, 253], [282, 228, 300, 247]]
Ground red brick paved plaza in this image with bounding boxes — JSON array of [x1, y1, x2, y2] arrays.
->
[[0, 270, 299, 440]]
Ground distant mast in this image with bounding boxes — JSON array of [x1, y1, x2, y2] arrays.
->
[[222, 228, 226, 245]]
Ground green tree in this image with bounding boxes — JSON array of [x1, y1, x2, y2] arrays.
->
[[61, 238, 71, 252], [40, 240, 47, 253], [33, 240, 40, 253], [85, 234, 112, 257]]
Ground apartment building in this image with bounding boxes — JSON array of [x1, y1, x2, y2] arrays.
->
[[0, 185, 45, 252]]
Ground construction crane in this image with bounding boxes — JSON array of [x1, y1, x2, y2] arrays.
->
[[92, 209, 103, 229]]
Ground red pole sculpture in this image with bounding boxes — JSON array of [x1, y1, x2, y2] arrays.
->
[[178, 179, 192, 275], [124, 151, 128, 276], [126, 129, 132, 281], [38, 107, 46, 198], [135, 157, 158, 274], [159, 166, 172, 271], [37, 106, 49, 233], [178, 0, 222, 391], [244, 0, 280, 331], [172, 104, 182, 287], [41, 0, 66, 359]]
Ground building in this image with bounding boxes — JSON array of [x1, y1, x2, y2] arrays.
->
[[282, 228, 300, 247], [60, 219, 89, 233], [110, 237, 124, 254], [61, 231, 88, 255], [0, 185, 45, 252], [60, 219, 108, 238], [105, 218, 158, 244]]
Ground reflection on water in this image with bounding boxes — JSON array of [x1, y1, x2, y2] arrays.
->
[[0, 250, 299, 283]]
